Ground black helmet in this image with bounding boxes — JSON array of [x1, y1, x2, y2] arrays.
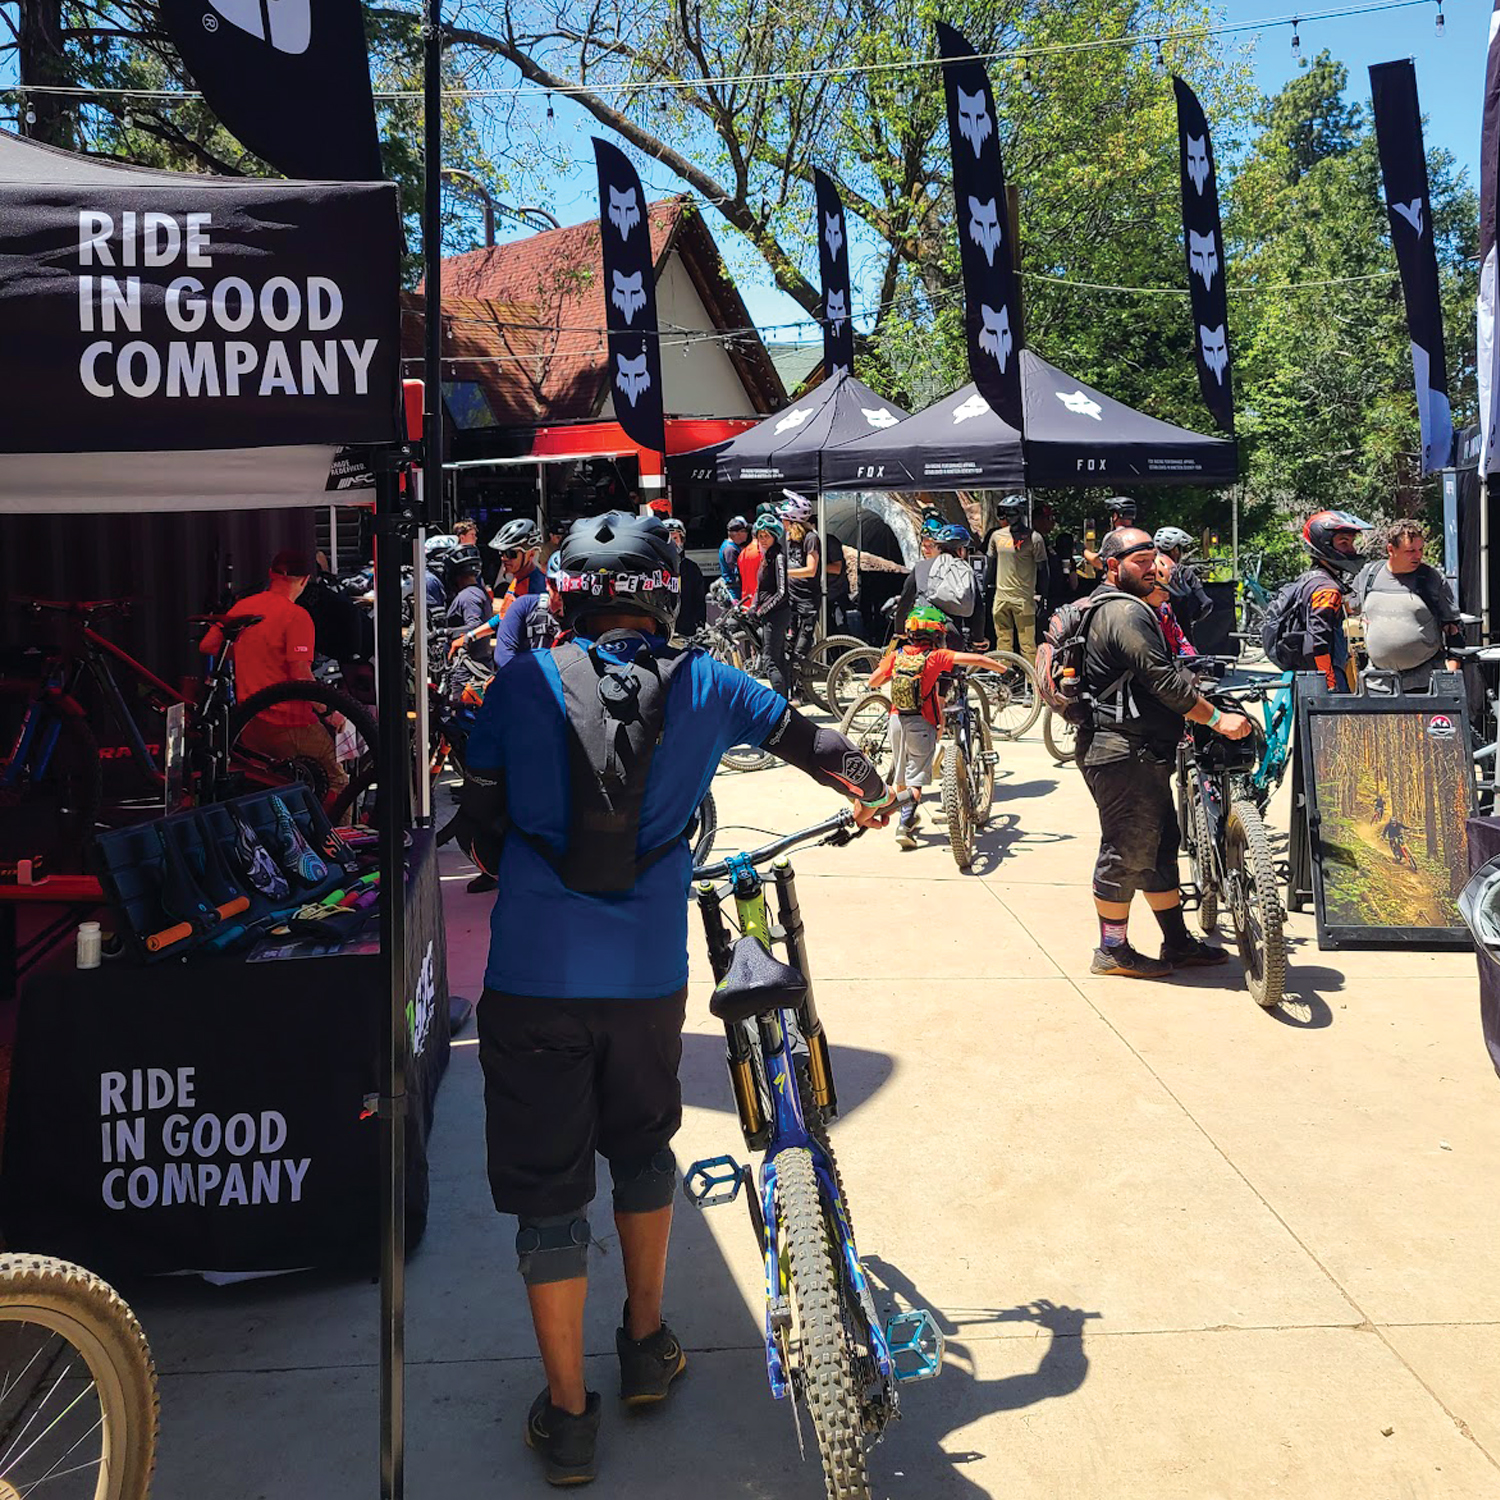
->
[[1107, 496, 1137, 520], [447, 544, 482, 578], [1303, 509, 1371, 573], [555, 511, 681, 632], [997, 494, 1028, 517], [488, 517, 542, 553]]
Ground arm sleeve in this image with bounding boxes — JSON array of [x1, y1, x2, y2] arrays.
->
[[761, 705, 887, 802], [754, 550, 788, 615], [1169, 567, 1213, 627]]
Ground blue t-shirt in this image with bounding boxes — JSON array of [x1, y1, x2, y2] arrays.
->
[[719, 539, 743, 598], [465, 637, 786, 999], [493, 592, 556, 668]]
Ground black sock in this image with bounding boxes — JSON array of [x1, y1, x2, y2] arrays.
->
[[1153, 904, 1189, 947]]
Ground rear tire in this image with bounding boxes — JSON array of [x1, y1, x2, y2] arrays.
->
[[969, 713, 995, 829], [776, 1148, 871, 1500], [1042, 709, 1078, 766], [971, 653, 1042, 741], [826, 647, 886, 721], [689, 790, 717, 869], [799, 635, 866, 713], [838, 693, 894, 782], [1193, 793, 1219, 935], [1226, 800, 1286, 1009]]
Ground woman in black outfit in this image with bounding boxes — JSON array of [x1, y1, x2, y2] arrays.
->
[[751, 515, 792, 697]]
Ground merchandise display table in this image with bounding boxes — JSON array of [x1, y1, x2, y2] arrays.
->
[[0, 834, 449, 1277]]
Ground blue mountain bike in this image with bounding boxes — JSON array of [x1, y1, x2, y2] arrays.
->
[[686, 806, 942, 1499]]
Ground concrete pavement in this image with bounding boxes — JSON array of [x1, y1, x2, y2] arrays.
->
[[137, 726, 1500, 1499]]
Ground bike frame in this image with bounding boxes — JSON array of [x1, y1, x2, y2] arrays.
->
[[1248, 672, 1295, 802], [696, 860, 895, 1404]]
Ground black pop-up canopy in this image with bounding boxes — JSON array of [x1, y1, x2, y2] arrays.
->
[[821, 352, 1237, 492], [0, 128, 401, 505], [668, 371, 909, 490]]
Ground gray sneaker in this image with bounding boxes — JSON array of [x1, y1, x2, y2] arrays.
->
[[1091, 943, 1173, 979], [895, 824, 918, 850]]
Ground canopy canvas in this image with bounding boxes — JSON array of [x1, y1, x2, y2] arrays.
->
[[0, 129, 402, 511], [823, 352, 1235, 493], [667, 371, 909, 490]]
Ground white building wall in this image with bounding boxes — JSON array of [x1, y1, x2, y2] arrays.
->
[[599, 249, 757, 421]]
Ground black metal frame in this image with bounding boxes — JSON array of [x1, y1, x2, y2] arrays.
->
[[1296, 672, 1475, 950]]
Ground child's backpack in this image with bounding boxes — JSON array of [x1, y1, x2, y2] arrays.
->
[[1259, 576, 1315, 669], [924, 553, 977, 619], [889, 650, 928, 715], [1035, 593, 1136, 725]]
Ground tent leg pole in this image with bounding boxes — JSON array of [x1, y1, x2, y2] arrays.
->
[[375, 462, 410, 1500]]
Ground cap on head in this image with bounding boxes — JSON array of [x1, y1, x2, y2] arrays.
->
[[727, 515, 748, 532], [270, 549, 314, 579]]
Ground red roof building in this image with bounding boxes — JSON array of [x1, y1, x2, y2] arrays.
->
[[406, 197, 784, 517]]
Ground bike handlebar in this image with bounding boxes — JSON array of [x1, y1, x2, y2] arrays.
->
[[693, 791, 914, 883]]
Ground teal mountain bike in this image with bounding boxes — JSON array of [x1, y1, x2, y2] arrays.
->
[[686, 805, 942, 1499]]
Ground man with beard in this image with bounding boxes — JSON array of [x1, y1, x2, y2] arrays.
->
[[1078, 529, 1251, 979]]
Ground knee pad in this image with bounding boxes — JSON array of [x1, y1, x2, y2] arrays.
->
[[611, 1148, 677, 1214], [514, 1213, 591, 1285]]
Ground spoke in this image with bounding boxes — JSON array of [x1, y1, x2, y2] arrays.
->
[[3, 1376, 100, 1481], [15, 1414, 104, 1495]]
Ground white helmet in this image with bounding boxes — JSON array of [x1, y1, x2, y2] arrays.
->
[[778, 491, 815, 524], [488, 517, 542, 553], [1152, 526, 1194, 556]]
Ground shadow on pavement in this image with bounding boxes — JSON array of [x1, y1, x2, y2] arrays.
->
[[864, 1254, 1099, 1490]]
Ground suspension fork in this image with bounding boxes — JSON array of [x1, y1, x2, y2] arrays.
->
[[770, 859, 837, 1117], [698, 878, 773, 1150]]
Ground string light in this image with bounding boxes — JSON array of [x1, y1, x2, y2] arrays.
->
[[1022, 64, 1035, 94], [1435, 0, 1444, 36], [1291, 17, 1302, 58], [545, 92, 554, 121], [1154, 38, 1166, 68], [24, 104, 35, 126]]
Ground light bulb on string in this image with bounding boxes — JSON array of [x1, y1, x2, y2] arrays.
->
[[545, 92, 554, 122], [1435, 1, 1444, 36], [1022, 63, 1035, 95], [1154, 39, 1165, 70], [1291, 19, 1301, 60], [24, 103, 36, 127]]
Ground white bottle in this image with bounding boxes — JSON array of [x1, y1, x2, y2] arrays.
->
[[76, 921, 102, 970]]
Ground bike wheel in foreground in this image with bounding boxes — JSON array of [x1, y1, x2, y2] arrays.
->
[[969, 712, 996, 829], [838, 693, 893, 782], [1041, 709, 1078, 767], [0, 1254, 159, 1500], [1225, 800, 1286, 1008], [776, 1147, 871, 1500], [941, 742, 974, 870], [971, 654, 1042, 741]]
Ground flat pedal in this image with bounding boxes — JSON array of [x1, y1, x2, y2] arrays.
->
[[682, 1155, 745, 1208], [885, 1308, 945, 1382]]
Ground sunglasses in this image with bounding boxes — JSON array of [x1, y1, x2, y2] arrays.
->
[[500, 548, 527, 562]]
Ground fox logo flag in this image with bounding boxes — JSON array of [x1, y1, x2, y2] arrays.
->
[[594, 140, 665, 452], [813, 170, 856, 381], [938, 20, 1024, 434], [1484, 7, 1500, 477], [1370, 60, 1453, 474], [158, 0, 381, 179], [1173, 77, 1234, 432]]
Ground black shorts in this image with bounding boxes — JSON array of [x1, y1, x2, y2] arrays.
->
[[1081, 755, 1180, 902], [477, 987, 688, 1218]]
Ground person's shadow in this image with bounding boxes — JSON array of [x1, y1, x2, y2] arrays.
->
[[862, 1254, 1099, 1488]]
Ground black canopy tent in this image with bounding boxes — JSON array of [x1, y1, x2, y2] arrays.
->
[[822, 352, 1237, 493], [0, 127, 415, 1490], [667, 371, 910, 490]]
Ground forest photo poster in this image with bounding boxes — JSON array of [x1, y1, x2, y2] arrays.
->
[[1303, 692, 1474, 947]]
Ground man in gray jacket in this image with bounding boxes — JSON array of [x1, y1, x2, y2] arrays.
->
[[1355, 520, 1463, 691]]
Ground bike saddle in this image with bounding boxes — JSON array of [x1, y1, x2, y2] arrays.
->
[[189, 614, 264, 637], [18, 596, 131, 619], [709, 935, 809, 1024]]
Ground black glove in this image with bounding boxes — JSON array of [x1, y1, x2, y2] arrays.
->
[[439, 766, 508, 876]]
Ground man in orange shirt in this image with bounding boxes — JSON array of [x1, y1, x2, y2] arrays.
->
[[199, 550, 347, 805]]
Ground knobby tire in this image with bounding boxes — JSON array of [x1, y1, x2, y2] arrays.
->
[[972, 653, 1042, 741], [1193, 792, 1219, 935], [838, 693, 894, 783], [969, 713, 995, 829], [0, 1254, 159, 1500], [825, 648, 886, 721], [1226, 800, 1286, 1009], [941, 743, 974, 870], [799, 635, 867, 713], [776, 1147, 870, 1500], [1042, 709, 1078, 766]]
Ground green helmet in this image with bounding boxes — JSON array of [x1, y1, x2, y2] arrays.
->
[[906, 604, 949, 635]]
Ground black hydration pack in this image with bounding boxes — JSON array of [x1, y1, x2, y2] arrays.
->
[[515, 631, 694, 894]]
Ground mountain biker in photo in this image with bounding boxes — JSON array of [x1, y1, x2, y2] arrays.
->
[[1374, 792, 1387, 824], [197, 550, 346, 804], [986, 495, 1047, 662], [1075, 530, 1251, 980], [1383, 816, 1414, 864], [1353, 520, 1464, 692], [867, 604, 1014, 850], [443, 511, 895, 1486], [898, 523, 985, 648]]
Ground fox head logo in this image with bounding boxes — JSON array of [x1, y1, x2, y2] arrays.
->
[[967, 196, 1002, 266], [1185, 133, 1210, 195], [616, 352, 651, 405], [1188, 229, 1218, 289], [611, 269, 646, 324], [978, 303, 1013, 371], [607, 184, 641, 239], [775, 407, 813, 434], [824, 211, 844, 261], [862, 407, 900, 429], [1198, 324, 1229, 383], [952, 392, 990, 424], [1056, 389, 1102, 421], [206, 0, 311, 53], [826, 288, 848, 335], [956, 86, 993, 157]]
